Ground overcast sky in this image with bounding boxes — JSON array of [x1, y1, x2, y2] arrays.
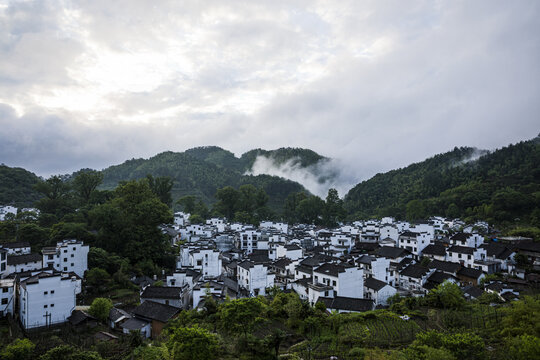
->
[[0, 1, 538, 191]]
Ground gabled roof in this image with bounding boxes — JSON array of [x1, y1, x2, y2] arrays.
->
[[273, 258, 292, 269], [422, 244, 446, 257], [447, 245, 474, 255], [133, 300, 179, 323], [238, 260, 255, 270], [7, 253, 42, 266], [426, 271, 457, 285], [463, 285, 484, 299], [400, 264, 430, 279], [428, 260, 461, 274], [364, 277, 389, 291], [68, 310, 96, 326], [374, 246, 409, 259], [314, 263, 351, 277], [400, 231, 419, 238], [141, 286, 183, 299], [121, 317, 149, 331], [457, 267, 483, 279], [318, 296, 374, 312], [480, 243, 514, 259], [109, 307, 131, 322], [0, 241, 30, 249], [450, 232, 470, 241]]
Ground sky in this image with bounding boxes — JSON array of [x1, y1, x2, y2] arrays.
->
[[0, 0, 539, 194]]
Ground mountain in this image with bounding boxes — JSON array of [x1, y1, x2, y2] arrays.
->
[[344, 135, 540, 225], [100, 147, 325, 211], [0, 164, 42, 207]]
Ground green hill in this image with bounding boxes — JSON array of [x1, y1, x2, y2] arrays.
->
[[344, 135, 540, 225], [99, 147, 325, 211], [0, 164, 42, 207]]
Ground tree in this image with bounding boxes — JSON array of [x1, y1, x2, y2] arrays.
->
[[88, 297, 113, 323], [73, 170, 103, 203], [177, 195, 197, 214], [214, 186, 239, 220], [132, 345, 171, 360], [505, 335, 540, 360], [219, 297, 267, 338], [39, 345, 103, 360], [86, 268, 111, 289], [166, 326, 219, 360], [323, 188, 346, 227], [426, 281, 465, 309], [145, 175, 174, 207], [89, 180, 173, 266], [296, 196, 325, 225], [34, 175, 74, 217], [0, 338, 35, 360], [500, 296, 540, 337]]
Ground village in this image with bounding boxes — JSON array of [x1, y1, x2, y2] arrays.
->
[[1, 203, 538, 342]]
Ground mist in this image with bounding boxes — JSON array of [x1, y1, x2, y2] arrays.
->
[[245, 155, 360, 198]]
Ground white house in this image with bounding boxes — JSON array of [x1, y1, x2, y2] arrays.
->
[[166, 268, 201, 289], [447, 246, 487, 268], [188, 248, 222, 278], [237, 229, 267, 253], [399, 264, 435, 294], [364, 277, 397, 306], [379, 225, 399, 243], [360, 223, 380, 243], [237, 260, 275, 296], [276, 244, 303, 261], [1, 242, 31, 255], [140, 285, 187, 309], [0, 278, 15, 317], [450, 233, 483, 248], [42, 240, 89, 277], [0, 205, 17, 221], [398, 231, 431, 257], [313, 263, 364, 299], [19, 271, 79, 329], [356, 255, 390, 283], [7, 253, 43, 274], [0, 248, 7, 278], [173, 211, 190, 226]]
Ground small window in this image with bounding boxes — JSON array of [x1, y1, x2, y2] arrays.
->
[[44, 291, 48, 295], [2, 288, 8, 293], [63, 250, 67, 253], [71, 254, 74, 258], [50, 303, 55, 307], [51, 290, 55, 294], [73, 247, 76, 250], [44, 304, 48, 308], [64, 258, 67, 262], [63, 267, 67, 271], [71, 263, 74, 266]]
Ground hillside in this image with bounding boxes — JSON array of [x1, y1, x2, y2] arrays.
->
[[99, 147, 323, 211], [0, 165, 42, 207], [344, 135, 540, 225]]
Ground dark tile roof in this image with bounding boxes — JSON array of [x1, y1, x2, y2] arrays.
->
[[238, 260, 255, 270], [273, 258, 292, 269], [314, 263, 350, 277], [133, 300, 179, 323], [426, 271, 457, 285], [318, 296, 374, 312], [400, 231, 419, 238], [68, 310, 96, 325], [428, 260, 461, 274], [511, 241, 540, 253], [400, 264, 430, 279], [0, 241, 30, 249], [357, 255, 376, 265], [374, 246, 409, 259], [450, 232, 470, 241], [121, 318, 149, 331], [364, 277, 388, 291], [463, 285, 484, 299], [422, 244, 446, 256], [141, 286, 183, 300], [457, 267, 483, 279], [7, 253, 42, 266], [109, 307, 131, 322], [447, 245, 474, 255]]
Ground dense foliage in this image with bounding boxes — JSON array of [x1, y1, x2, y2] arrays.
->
[[99, 148, 315, 213], [345, 135, 540, 226], [0, 164, 42, 207]]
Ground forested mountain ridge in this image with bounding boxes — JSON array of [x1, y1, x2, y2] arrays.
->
[[344, 135, 540, 225], [99, 148, 321, 211], [0, 164, 42, 207]]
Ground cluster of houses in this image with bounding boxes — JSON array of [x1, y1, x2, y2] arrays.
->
[[1, 208, 539, 339]]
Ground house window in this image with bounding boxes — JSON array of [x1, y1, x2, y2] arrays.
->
[[71, 263, 74, 266], [64, 258, 67, 262], [63, 267, 67, 271], [51, 290, 54, 294], [50, 304, 54, 307], [1, 298, 7, 305], [44, 291, 48, 295], [64, 250, 67, 253], [71, 254, 74, 258], [73, 247, 76, 250], [2, 288, 8, 293], [332, 280, 336, 286], [44, 304, 48, 308]]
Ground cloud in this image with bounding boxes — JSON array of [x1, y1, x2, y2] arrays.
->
[[0, 0, 538, 190]]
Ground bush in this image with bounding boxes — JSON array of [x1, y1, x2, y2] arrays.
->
[[88, 297, 113, 323], [0, 338, 35, 360]]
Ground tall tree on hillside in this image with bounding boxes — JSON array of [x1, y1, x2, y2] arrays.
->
[[145, 175, 174, 207], [323, 188, 346, 227], [283, 191, 307, 224], [73, 170, 103, 203], [214, 186, 239, 221], [89, 180, 173, 270], [34, 175, 74, 218]]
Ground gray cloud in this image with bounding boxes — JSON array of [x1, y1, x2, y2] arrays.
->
[[0, 1, 538, 194]]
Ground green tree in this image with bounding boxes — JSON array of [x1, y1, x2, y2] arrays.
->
[[406, 199, 427, 222], [73, 170, 104, 203], [296, 195, 325, 225], [88, 297, 113, 323], [132, 345, 171, 360], [323, 188, 346, 227], [426, 281, 465, 309], [500, 296, 540, 337], [219, 297, 267, 338], [39, 345, 103, 360], [214, 186, 239, 220], [166, 326, 219, 360], [505, 335, 540, 360], [0, 338, 35, 360], [145, 175, 174, 207], [17, 223, 49, 248], [177, 195, 197, 214], [89, 180, 173, 266], [86, 268, 111, 289], [34, 175, 74, 217]]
